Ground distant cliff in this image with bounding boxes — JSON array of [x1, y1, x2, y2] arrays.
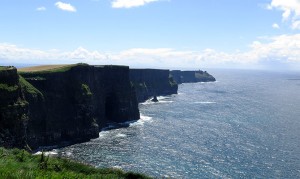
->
[[0, 64, 139, 150], [170, 70, 216, 84], [130, 69, 178, 102]]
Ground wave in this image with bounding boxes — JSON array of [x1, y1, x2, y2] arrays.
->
[[140, 114, 153, 121], [112, 166, 122, 169], [129, 114, 153, 127], [33, 149, 58, 156], [193, 101, 216, 104], [207, 80, 219, 83], [140, 96, 174, 105], [116, 133, 127, 138], [157, 96, 170, 100], [159, 100, 174, 103], [99, 131, 111, 138], [140, 99, 153, 105]]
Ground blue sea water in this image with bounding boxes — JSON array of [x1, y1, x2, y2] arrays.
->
[[53, 69, 300, 178]]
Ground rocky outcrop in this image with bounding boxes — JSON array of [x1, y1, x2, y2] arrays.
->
[[130, 69, 178, 102], [0, 64, 140, 150], [170, 70, 216, 84], [0, 67, 31, 148]]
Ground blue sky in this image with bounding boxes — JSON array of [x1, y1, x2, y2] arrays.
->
[[1, 0, 300, 70]]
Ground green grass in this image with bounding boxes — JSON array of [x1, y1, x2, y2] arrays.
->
[[0, 83, 18, 92], [0, 147, 151, 179], [19, 75, 44, 98], [0, 66, 14, 71], [81, 84, 93, 96]]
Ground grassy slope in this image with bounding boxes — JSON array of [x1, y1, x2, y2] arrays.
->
[[0, 148, 151, 179], [18, 65, 73, 72], [0, 66, 14, 71], [19, 75, 44, 98]]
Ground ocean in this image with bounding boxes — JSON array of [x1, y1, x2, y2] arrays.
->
[[52, 69, 300, 178]]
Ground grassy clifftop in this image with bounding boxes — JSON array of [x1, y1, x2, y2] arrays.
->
[[18, 64, 75, 73], [0, 147, 151, 179], [0, 66, 14, 71]]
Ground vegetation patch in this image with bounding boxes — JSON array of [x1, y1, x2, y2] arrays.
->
[[19, 75, 44, 98], [0, 147, 151, 178], [81, 84, 93, 96], [0, 83, 18, 92], [0, 66, 14, 71]]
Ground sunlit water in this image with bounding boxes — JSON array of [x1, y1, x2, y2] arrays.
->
[[52, 69, 300, 178]]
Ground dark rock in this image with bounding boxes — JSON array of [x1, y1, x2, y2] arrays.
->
[[151, 96, 158, 102], [0, 64, 216, 151], [130, 69, 178, 102], [170, 70, 216, 84], [0, 64, 140, 150], [0, 67, 28, 149]]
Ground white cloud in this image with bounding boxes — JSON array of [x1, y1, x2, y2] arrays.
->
[[112, 0, 160, 8], [268, 0, 300, 29], [1, 34, 300, 70], [292, 20, 300, 29], [0, 44, 107, 65], [55, 1, 76, 12], [272, 23, 280, 29], [36, 7, 46, 11]]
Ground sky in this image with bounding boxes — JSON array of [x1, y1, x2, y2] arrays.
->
[[1, 0, 300, 70]]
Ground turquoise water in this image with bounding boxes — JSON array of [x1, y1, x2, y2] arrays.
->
[[54, 69, 300, 178]]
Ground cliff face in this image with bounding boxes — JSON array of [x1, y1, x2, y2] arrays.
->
[[0, 67, 31, 148], [0, 64, 139, 150], [1, 64, 215, 150], [130, 69, 178, 102], [170, 70, 216, 84]]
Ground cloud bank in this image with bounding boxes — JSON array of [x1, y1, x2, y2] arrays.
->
[[112, 0, 160, 8], [1, 34, 300, 70], [55, 1, 76, 12]]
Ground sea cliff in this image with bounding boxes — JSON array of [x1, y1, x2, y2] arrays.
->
[[0, 64, 140, 150], [0, 64, 216, 150], [130, 69, 178, 102], [170, 70, 216, 84]]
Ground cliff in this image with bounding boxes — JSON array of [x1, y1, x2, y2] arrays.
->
[[129, 69, 178, 102], [1, 64, 216, 150], [170, 70, 216, 84], [0, 66, 29, 148], [0, 64, 139, 150]]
